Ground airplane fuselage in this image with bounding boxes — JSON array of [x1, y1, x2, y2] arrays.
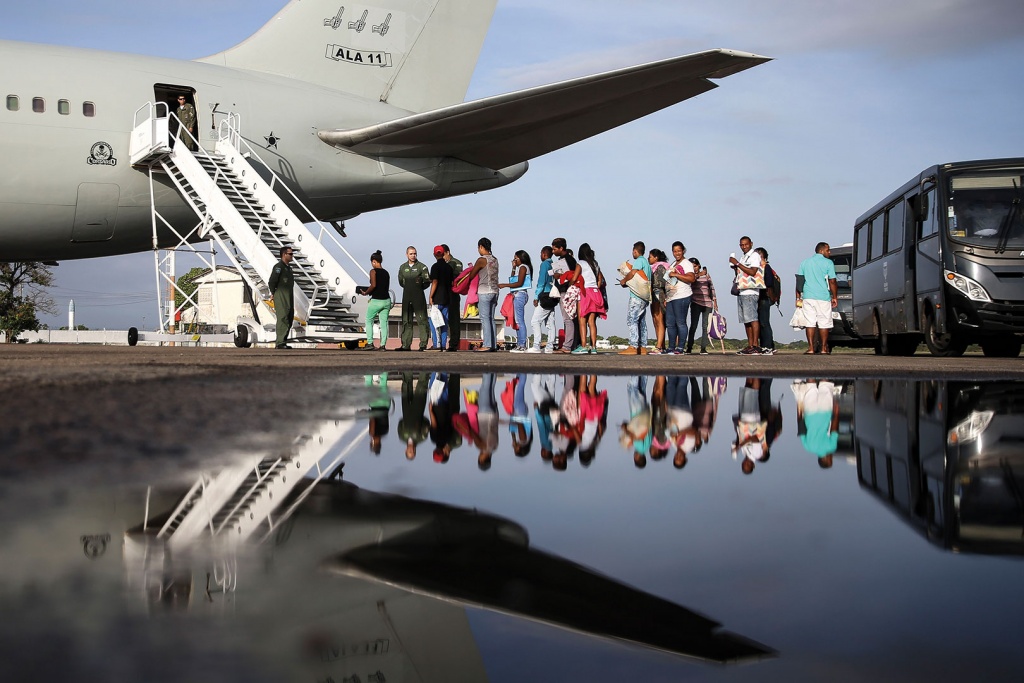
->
[[0, 40, 526, 261]]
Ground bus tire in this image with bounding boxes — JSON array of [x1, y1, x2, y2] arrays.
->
[[923, 311, 966, 357], [127, 327, 139, 347], [344, 340, 359, 350], [980, 336, 1022, 358]]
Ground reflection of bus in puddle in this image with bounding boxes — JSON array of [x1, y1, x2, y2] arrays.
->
[[853, 380, 1024, 555]]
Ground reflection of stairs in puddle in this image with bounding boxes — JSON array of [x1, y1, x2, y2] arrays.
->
[[153, 418, 363, 548]]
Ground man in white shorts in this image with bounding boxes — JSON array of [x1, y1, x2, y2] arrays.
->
[[796, 242, 838, 354]]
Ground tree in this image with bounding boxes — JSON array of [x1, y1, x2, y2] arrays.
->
[[174, 267, 206, 311], [0, 262, 55, 342]]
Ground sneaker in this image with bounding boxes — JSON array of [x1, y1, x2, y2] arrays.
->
[[760, 347, 776, 355], [737, 346, 760, 355], [571, 346, 589, 354], [526, 347, 542, 353], [511, 347, 526, 353], [361, 344, 376, 351], [589, 346, 597, 354], [699, 349, 709, 355]]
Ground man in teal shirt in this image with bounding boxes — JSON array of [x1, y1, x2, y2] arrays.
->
[[619, 241, 652, 354], [796, 242, 838, 354]]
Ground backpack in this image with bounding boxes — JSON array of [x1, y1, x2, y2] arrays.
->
[[766, 265, 781, 306]]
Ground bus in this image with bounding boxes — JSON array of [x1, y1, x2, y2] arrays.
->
[[852, 158, 1024, 357]]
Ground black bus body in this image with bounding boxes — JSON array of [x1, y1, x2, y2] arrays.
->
[[852, 158, 1024, 357]]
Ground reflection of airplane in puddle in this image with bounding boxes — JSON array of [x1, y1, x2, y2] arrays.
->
[[108, 415, 773, 677], [853, 380, 1024, 556]]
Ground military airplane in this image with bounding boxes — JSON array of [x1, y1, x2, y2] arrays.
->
[[0, 0, 769, 263]]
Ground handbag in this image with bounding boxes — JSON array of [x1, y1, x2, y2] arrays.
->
[[708, 309, 727, 340], [538, 291, 559, 310], [737, 266, 765, 291], [428, 304, 446, 329], [618, 261, 651, 302]]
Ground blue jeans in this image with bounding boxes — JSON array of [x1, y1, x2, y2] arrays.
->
[[665, 296, 691, 352], [627, 296, 649, 349], [429, 304, 449, 349], [513, 290, 528, 347], [478, 293, 498, 349]]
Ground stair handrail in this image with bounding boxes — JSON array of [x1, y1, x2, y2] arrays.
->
[[217, 114, 369, 288]]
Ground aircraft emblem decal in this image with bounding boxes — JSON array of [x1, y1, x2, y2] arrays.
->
[[264, 132, 281, 149], [326, 45, 393, 67], [348, 9, 368, 32], [87, 141, 117, 167], [324, 6, 345, 29], [372, 13, 392, 37]]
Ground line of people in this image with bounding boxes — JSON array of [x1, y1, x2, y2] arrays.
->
[[350, 236, 837, 354]]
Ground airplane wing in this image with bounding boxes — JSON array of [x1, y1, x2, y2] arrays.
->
[[318, 48, 770, 169]]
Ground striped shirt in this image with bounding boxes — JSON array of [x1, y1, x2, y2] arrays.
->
[[691, 272, 717, 308]]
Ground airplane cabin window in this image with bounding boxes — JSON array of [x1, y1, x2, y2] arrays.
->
[[5, 95, 18, 111], [83, 101, 96, 117], [32, 97, 45, 113], [58, 99, 70, 116]]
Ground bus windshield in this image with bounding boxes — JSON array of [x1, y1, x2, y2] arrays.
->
[[948, 172, 1024, 249], [830, 252, 852, 290]]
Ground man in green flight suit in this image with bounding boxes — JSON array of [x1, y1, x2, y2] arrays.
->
[[175, 95, 197, 151], [268, 245, 295, 349], [398, 246, 430, 351], [442, 244, 463, 352]]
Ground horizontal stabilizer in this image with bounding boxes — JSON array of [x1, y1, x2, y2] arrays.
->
[[318, 49, 770, 169]]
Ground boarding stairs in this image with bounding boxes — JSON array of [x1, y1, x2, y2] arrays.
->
[[129, 103, 368, 346]]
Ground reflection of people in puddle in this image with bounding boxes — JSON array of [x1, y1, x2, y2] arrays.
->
[[398, 372, 430, 459], [532, 374, 558, 462], [365, 373, 391, 454], [691, 376, 721, 453], [578, 375, 608, 467], [428, 372, 458, 463], [502, 373, 533, 457], [733, 378, 769, 474], [792, 380, 839, 468], [454, 373, 499, 470], [551, 375, 580, 471], [667, 375, 697, 469], [621, 376, 652, 468], [650, 376, 671, 462]]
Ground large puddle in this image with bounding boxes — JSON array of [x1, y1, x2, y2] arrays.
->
[[2, 373, 1022, 682]]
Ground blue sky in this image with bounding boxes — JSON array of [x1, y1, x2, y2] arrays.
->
[[4, 0, 1024, 339]]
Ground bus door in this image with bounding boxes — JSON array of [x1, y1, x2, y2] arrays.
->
[[913, 181, 942, 326]]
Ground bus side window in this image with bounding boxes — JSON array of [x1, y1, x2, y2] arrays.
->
[[855, 224, 869, 265], [919, 189, 937, 239], [886, 201, 905, 253], [870, 214, 884, 260]]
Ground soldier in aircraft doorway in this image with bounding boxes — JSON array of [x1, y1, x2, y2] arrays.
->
[[175, 95, 197, 151]]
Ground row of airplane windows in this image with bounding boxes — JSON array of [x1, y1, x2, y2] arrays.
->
[[6, 95, 96, 117]]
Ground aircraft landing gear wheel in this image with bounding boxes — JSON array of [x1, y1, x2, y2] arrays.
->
[[127, 327, 139, 347], [343, 340, 359, 350], [980, 336, 1022, 357], [234, 325, 252, 348], [923, 312, 966, 357]]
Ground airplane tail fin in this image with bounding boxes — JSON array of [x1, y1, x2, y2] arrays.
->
[[198, 0, 497, 113]]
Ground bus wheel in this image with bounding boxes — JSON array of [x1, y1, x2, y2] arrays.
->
[[344, 340, 359, 350], [980, 336, 1022, 357], [923, 312, 966, 357]]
